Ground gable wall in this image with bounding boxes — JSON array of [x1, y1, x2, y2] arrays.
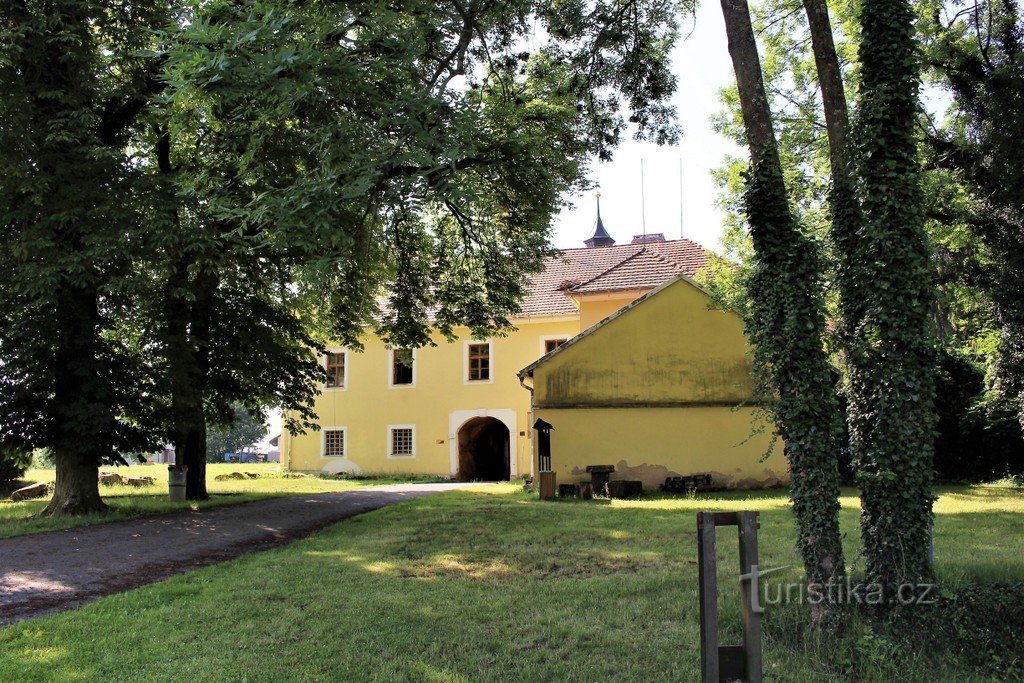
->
[[535, 279, 755, 407]]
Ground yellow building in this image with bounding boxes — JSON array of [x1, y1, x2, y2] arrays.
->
[[518, 275, 787, 490], [282, 209, 784, 488]]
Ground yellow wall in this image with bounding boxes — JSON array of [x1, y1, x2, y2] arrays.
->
[[528, 277, 785, 489], [575, 290, 646, 330], [284, 318, 579, 476], [536, 406, 787, 489], [536, 279, 755, 407]]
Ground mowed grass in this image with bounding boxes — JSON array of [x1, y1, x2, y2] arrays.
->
[[1, 484, 1021, 681], [0, 463, 442, 540]]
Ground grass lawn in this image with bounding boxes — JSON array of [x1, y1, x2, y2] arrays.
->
[[1, 484, 1021, 681], [0, 463, 443, 540]]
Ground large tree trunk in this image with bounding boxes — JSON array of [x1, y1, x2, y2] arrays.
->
[[158, 132, 213, 501], [720, 0, 847, 620], [42, 449, 106, 516], [850, 0, 937, 596], [42, 284, 109, 516], [165, 259, 214, 501]]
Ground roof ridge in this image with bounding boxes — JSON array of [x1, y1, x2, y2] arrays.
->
[[557, 236, 705, 253], [569, 247, 647, 291]]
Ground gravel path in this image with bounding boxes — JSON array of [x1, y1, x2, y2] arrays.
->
[[0, 483, 476, 626]]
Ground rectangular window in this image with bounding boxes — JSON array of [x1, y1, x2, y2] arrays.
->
[[467, 343, 490, 381], [392, 349, 414, 386], [389, 427, 414, 457], [544, 338, 568, 354], [324, 429, 345, 457], [325, 351, 346, 388]]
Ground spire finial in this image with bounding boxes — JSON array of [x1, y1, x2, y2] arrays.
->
[[584, 190, 615, 248]]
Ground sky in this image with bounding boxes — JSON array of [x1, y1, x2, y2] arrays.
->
[[550, 2, 743, 252]]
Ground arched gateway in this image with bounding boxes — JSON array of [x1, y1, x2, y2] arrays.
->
[[456, 416, 511, 481]]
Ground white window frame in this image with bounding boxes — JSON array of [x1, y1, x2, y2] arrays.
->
[[323, 348, 348, 391], [321, 426, 348, 458], [463, 339, 494, 385], [387, 424, 416, 459], [387, 347, 417, 389], [539, 335, 569, 357]]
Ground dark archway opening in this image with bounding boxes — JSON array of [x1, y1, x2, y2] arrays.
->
[[457, 417, 511, 481]]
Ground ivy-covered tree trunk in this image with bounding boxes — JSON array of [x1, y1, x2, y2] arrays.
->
[[850, 0, 937, 595], [720, 0, 847, 619]]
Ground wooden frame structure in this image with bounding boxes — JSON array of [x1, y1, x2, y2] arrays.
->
[[697, 511, 762, 682]]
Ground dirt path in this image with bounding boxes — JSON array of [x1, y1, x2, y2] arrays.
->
[[0, 483, 476, 626]]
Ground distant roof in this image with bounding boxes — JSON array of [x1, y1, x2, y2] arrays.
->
[[520, 238, 711, 317], [630, 233, 666, 244]]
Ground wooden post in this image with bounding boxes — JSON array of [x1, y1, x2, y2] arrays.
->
[[697, 510, 763, 683], [738, 512, 762, 681], [697, 513, 719, 682], [538, 471, 556, 501]]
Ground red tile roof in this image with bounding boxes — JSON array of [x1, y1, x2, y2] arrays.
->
[[520, 238, 711, 317]]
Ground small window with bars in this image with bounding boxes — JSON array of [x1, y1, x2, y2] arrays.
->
[[392, 349, 414, 386], [467, 343, 490, 381], [325, 352, 346, 388], [389, 427, 414, 457], [544, 338, 568, 354], [323, 429, 346, 457]]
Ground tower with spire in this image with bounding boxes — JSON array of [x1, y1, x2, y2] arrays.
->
[[584, 191, 615, 248]]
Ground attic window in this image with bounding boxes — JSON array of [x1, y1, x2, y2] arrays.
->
[[544, 338, 568, 354]]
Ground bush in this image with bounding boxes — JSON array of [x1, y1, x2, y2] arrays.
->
[[0, 444, 32, 483], [890, 581, 1024, 678], [933, 349, 1024, 481]]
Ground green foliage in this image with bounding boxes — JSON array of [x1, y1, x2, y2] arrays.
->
[[923, 1, 1024, 430], [0, 0, 167, 486], [205, 407, 268, 463], [0, 444, 32, 484], [159, 0, 690, 351], [934, 348, 1024, 481]]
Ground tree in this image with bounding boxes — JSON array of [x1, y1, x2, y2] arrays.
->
[[153, 0, 691, 500], [718, 0, 847, 619], [142, 118, 325, 499], [847, 0, 938, 594], [0, 0, 166, 515], [2, 0, 690, 513], [205, 407, 268, 463], [925, 1, 1024, 431]]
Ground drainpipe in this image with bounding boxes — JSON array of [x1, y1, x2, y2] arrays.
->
[[518, 370, 536, 478]]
